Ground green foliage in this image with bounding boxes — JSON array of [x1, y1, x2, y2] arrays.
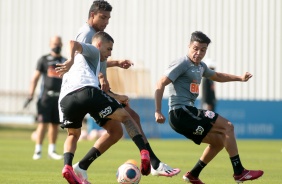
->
[[0, 125, 281, 183]]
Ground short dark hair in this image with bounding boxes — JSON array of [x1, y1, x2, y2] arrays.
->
[[88, 0, 112, 18], [92, 31, 114, 43], [190, 31, 211, 46]]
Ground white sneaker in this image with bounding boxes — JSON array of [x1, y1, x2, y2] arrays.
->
[[73, 162, 91, 184], [48, 152, 63, 160], [32, 152, 41, 160], [151, 162, 181, 177]]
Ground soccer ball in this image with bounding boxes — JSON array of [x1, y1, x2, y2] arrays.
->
[[116, 163, 141, 184], [125, 159, 138, 166]]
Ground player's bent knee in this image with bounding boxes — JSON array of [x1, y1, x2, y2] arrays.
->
[[226, 121, 234, 132]]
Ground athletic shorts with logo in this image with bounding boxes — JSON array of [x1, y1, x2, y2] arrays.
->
[[169, 106, 218, 145], [60, 86, 123, 129]]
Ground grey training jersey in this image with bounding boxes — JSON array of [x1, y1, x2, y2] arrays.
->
[[164, 55, 215, 111], [75, 23, 107, 77]]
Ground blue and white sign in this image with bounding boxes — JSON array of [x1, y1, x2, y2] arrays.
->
[[129, 99, 282, 139]]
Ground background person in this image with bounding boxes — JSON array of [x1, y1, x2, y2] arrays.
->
[[26, 35, 66, 160]]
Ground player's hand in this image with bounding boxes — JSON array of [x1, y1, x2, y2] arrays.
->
[[241, 72, 253, 82], [99, 77, 111, 92], [118, 60, 134, 69], [55, 59, 74, 77], [118, 95, 129, 105], [23, 97, 33, 108], [155, 111, 166, 124]]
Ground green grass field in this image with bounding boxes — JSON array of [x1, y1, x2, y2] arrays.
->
[[0, 124, 281, 184]]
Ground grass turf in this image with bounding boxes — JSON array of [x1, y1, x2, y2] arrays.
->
[[0, 124, 281, 184]]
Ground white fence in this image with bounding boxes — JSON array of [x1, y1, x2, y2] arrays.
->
[[0, 0, 281, 114]]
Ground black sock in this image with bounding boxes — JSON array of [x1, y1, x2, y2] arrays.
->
[[146, 143, 161, 169], [64, 152, 74, 166], [132, 134, 146, 151], [79, 147, 101, 170], [230, 155, 244, 175], [190, 160, 207, 178]]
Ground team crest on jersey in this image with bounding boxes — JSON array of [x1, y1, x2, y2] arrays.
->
[[99, 106, 112, 118], [204, 110, 215, 119], [193, 126, 204, 135]]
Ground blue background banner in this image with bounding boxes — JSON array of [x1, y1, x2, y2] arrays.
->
[[128, 99, 282, 139], [87, 99, 282, 139]]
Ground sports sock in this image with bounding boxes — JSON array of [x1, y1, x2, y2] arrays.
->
[[190, 160, 207, 178], [48, 144, 55, 153], [79, 147, 101, 170], [34, 144, 42, 153], [146, 143, 161, 169], [64, 152, 74, 166], [230, 155, 244, 175], [132, 134, 147, 151]]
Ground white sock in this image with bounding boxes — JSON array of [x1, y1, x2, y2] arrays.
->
[[48, 144, 56, 153], [35, 144, 42, 153]]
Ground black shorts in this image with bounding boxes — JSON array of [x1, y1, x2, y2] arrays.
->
[[59, 86, 123, 129], [169, 106, 218, 145], [37, 95, 60, 124]]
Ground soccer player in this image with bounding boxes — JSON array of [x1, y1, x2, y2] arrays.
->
[[27, 36, 66, 160], [154, 31, 264, 184], [56, 1, 180, 182], [60, 32, 150, 184]]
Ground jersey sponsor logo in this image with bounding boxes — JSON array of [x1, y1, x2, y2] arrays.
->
[[204, 110, 215, 119], [63, 120, 73, 125], [47, 66, 61, 78], [190, 83, 199, 94], [193, 126, 204, 135], [99, 106, 112, 118]]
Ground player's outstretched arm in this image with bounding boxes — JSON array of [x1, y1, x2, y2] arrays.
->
[[107, 59, 134, 69], [55, 40, 83, 77], [210, 72, 253, 82]]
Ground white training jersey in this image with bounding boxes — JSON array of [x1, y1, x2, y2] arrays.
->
[[58, 43, 100, 121]]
